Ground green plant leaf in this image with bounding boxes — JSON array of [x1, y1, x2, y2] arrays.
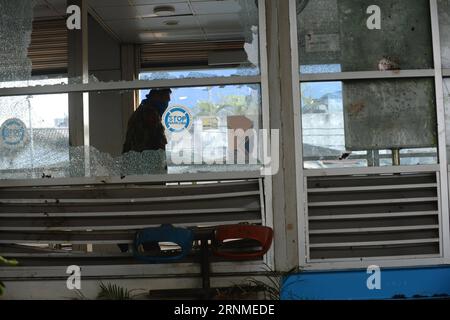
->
[[0, 256, 18, 266], [244, 264, 302, 300], [97, 282, 132, 300], [0, 256, 18, 296]]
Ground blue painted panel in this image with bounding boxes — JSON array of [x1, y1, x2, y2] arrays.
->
[[281, 266, 450, 300]]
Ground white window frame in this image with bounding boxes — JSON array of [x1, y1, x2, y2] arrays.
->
[[0, 0, 274, 270], [290, 0, 450, 269]]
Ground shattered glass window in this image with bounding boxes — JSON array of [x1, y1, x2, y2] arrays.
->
[[0, 0, 34, 83], [138, 0, 260, 78], [439, 0, 450, 68], [140, 66, 259, 81], [1, 0, 259, 87], [0, 0, 264, 180], [0, 85, 262, 180], [301, 80, 438, 168], [297, 0, 433, 73], [0, 79, 69, 179]]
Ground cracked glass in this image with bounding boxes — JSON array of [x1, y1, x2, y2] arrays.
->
[[297, 0, 433, 73]]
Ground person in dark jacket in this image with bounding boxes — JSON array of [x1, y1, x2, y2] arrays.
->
[[119, 88, 171, 253], [123, 88, 172, 153]]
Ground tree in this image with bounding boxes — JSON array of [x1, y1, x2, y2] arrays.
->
[[193, 94, 259, 117]]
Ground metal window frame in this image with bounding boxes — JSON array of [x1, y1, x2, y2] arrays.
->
[[0, 171, 263, 188], [258, 0, 275, 270], [0, 76, 262, 97], [303, 164, 442, 266], [0, 0, 275, 282], [304, 164, 440, 177], [289, 0, 307, 267], [300, 256, 446, 271], [299, 69, 435, 82], [0, 0, 271, 182], [431, 0, 450, 264], [290, 0, 450, 269]]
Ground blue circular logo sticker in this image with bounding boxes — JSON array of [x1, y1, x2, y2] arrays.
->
[[163, 105, 193, 133], [0, 118, 29, 149]]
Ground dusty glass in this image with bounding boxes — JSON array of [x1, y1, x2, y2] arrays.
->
[[297, 0, 433, 73], [439, 0, 450, 68]]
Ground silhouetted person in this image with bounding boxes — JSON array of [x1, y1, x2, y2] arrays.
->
[[123, 88, 172, 153], [119, 88, 171, 253]]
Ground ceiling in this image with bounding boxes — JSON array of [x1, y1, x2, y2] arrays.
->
[[33, 0, 258, 43]]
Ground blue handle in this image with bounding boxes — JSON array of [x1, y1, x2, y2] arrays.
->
[[133, 224, 194, 263]]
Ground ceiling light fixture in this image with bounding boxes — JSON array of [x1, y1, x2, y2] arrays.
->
[[153, 5, 176, 16]]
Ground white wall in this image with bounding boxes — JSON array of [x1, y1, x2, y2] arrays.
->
[[88, 16, 124, 156]]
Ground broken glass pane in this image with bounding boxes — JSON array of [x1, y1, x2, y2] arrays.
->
[[0, 79, 69, 179], [0, 83, 263, 180], [137, 0, 260, 77], [66, 146, 168, 178], [0, 145, 168, 180], [0, 0, 34, 82], [139, 67, 259, 81], [297, 0, 433, 73], [0, 0, 260, 89]]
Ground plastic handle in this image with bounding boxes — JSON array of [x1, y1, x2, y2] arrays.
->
[[213, 225, 273, 260], [133, 224, 193, 263]]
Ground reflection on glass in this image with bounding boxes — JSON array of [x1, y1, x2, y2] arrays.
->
[[439, 0, 450, 68], [0, 84, 262, 180], [301, 81, 368, 168], [399, 148, 437, 166], [297, 0, 433, 73], [0, 79, 69, 179], [301, 80, 438, 168], [140, 83, 261, 174], [0, 0, 259, 86]]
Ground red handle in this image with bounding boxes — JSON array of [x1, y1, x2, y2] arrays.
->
[[213, 225, 273, 260]]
